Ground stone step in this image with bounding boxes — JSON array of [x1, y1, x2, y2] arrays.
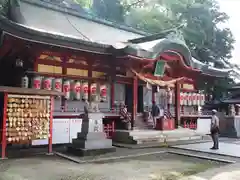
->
[[113, 129, 207, 145], [134, 135, 203, 144], [67, 145, 116, 157], [132, 135, 165, 141]]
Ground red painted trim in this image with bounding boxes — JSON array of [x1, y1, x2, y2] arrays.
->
[[1, 93, 8, 159], [48, 96, 54, 154], [53, 115, 121, 119], [53, 115, 81, 119]]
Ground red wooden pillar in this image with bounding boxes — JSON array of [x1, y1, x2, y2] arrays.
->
[[88, 64, 93, 101], [110, 58, 116, 111], [1, 92, 8, 159], [132, 76, 138, 130], [175, 81, 180, 128], [61, 55, 67, 111], [110, 82, 115, 111], [48, 96, 54, 154]]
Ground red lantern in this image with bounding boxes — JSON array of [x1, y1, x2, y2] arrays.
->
[[200, 94, 205, 106], [53, 78, 62, 92], [63, 80, 70, 100], [197, 94, 201, 106], [180, 92, 184, 105], [82, 82, 88, 101], [192, 93, 197, 105], [73, 81, 81, 100], [183, 93, 188, 105], [100, 84, 107, 102], [32, 76, 41, 89], [43, 77, 52, 90], [91, 83, 97, 95], [188, 93, 192, 106]]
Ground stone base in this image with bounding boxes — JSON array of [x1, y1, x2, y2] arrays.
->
[[72, 137, 113, 149], [67, 146, 116, 156]]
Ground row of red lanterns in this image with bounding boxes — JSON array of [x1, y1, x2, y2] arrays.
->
[[22, 76, 107, 101], [180, 92, 205, 106]]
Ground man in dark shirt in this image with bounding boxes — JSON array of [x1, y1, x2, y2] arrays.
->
[[151, 101, 160, 128]]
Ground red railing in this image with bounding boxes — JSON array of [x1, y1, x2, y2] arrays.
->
[[104, 121, 115, 139]]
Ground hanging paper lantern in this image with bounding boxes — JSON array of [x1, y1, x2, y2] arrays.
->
[[32, 76, 41, 89], [21, 75, 29, 88], [183, 93, 188, 105], [53, 78, 62, 92], [82, 82, 88, 101], [63, 80, 70, 100], [180, 92, 184, 105], [196, 93, 200, 106], [200, 94, 205, 106], [91, 83, 97, 95], [192, 93, 197, 105], [43, 77, 52, 90], [73, 81, 81, 100], [100, 84, 107, 102], [188, 93, 192, 106]]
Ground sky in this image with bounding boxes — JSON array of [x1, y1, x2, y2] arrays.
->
[[218, 0, 240, 65]]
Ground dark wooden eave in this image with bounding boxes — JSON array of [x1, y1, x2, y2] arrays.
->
[[0, 15, 112, 54]]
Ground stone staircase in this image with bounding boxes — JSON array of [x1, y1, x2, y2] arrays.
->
[[112, 128, 210, 145], [134, 113, 154, 130]]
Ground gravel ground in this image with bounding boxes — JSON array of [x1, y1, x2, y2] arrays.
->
[[0, 153, 224, 180]]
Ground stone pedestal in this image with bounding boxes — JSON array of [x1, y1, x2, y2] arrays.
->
[[68, 113, 116, 156]]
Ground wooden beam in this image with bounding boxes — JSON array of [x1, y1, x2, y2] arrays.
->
[[132, 76, 138, 130]]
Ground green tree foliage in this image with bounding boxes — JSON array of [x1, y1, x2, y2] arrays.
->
[[75, 0, 234, 64], [92, 0, 124, 22], [73, 0, 93, 8]]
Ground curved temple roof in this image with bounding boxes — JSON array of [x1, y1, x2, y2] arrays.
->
[[0, 0, 232, 78], [114, 33, 232, 77]]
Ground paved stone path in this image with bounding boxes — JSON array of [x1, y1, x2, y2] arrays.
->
[[173, 142, 240, 157]]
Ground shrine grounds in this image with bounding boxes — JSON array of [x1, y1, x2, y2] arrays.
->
[[0, 152, 228, 180]]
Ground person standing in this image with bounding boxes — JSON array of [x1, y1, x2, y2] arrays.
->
[[210, 109, 220, 150], [151, 101, 160, 128]]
